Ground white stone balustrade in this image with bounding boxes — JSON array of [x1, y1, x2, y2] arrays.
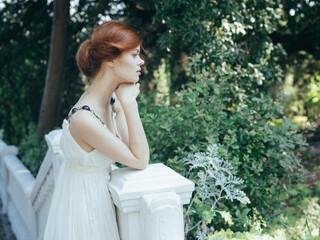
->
[[0, 137, 36, 240], [0, 129, 194, 240], [108, 163, 194, 240]]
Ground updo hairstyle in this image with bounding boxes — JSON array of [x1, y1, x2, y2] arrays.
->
[[76, 20, 143, 79]]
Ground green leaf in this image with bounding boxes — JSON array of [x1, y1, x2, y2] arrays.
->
[[214, 87, 220, 95], [218, 211, 234, 226]]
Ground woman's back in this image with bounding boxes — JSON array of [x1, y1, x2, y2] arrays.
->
[[43, 119, 120, 240]]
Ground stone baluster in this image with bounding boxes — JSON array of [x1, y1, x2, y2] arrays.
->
[[108, 163, 194, 240]]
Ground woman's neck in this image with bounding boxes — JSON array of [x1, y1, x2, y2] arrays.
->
[[80, 70, 118, 110]]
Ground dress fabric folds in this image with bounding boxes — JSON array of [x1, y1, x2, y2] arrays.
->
[[44, 119, 120, 240]]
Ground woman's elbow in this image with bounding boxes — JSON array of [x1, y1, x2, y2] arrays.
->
[[135, 156, 149, 170]]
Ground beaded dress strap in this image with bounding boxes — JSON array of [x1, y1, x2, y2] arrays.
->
[[66, 104, 122, 140], [67, 105, 106, 126]]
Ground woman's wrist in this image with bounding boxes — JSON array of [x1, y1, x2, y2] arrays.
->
[[118, 98, 138, 107]]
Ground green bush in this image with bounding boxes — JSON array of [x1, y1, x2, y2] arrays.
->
[[18, 123, 47, 177], [208, 228, 288, 240], [139, 79, 307, 232], [183, 144, 250, 239]]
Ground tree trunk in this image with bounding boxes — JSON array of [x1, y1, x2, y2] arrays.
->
[[37, 0, 69, 135]]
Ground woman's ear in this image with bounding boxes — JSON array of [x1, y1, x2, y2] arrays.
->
[[104, 56, 120, 67], [104, 60, 115, 68]]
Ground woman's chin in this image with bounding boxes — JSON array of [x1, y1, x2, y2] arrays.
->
[[130, 78, 139, 84], [120, 79, 137, 84]]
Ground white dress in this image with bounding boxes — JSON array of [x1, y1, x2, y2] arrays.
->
[[44, 118, 120, 240]]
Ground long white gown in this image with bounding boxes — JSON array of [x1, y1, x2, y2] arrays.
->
[[44, 118, 120, 240]]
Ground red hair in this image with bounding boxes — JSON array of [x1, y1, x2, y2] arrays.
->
[[76, 20, 143, 79]]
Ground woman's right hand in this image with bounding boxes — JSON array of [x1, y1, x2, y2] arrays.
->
[[115, 83, 140, 105]]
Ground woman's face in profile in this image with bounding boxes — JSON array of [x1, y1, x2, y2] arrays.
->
[[113, 46, 144, 84]]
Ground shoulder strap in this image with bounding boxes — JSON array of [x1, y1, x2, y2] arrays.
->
[[67, 105, 106, 126], [67, 105, 122, 140]]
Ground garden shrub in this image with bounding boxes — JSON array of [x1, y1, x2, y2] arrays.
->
[[183, 144, 250, 239], [281, 197, 320, 240], [208, 228, 288, 240], [139, 3, 309, 231], [18, 123, 47, 177], [139, 78, 307, 233]]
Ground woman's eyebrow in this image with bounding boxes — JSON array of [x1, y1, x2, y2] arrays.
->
[[133, 49, 140, 53]]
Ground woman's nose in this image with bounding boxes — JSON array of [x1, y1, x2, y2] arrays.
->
[[138, 55, 144, 66], [138, 59, 144, 66]]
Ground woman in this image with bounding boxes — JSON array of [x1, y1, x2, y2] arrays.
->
[[44, 20, 149, 240]]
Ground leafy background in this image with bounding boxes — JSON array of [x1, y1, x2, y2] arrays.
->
[[0, 0, 320, 239]]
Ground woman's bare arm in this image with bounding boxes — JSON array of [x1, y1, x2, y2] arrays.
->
[[112, 94, 130, 147], [69, 83, 149, 170]]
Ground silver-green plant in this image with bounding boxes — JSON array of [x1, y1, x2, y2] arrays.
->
[[183, 144, 250, 239]]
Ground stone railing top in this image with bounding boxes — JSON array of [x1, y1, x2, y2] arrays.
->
[[0, 145, 18, 157], [108, 163, 194, 213]]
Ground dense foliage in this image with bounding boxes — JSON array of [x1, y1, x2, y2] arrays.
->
[[1, 0, 319, 145], [0, 0, 52, 144], [138, 0, 311, 237], [18, 123, 47, 176], [139, 79, 307, 236], [0, 0, 319, 239], [0, 0, 120, 144]]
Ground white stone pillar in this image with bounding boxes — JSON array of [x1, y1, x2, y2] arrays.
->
[[108, 163, 194, 240], [0, 144, 19, 214]]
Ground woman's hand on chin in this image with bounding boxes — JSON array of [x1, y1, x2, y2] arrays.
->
[[115, 82, 140, 105]]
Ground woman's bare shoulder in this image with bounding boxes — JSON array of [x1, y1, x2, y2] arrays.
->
[[68, 109, 104, 135]]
